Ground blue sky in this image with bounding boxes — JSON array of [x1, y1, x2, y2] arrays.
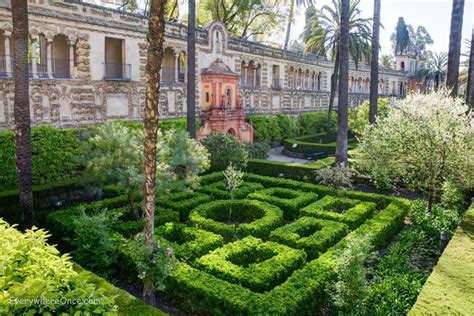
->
[[291, 0, 473, 56]]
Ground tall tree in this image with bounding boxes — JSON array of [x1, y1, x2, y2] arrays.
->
[[335, 0, 350, 164], [187, 0, 196, 138], [142, 0, 167, 306], [392, 17, 409, 55], [302, 0, 371, 132], [369, 0, 381, 124], [446, 0, 465, 97], [12, 0, 33, 226], [467, 28, 474, 110], [284, 0, 312, 50]]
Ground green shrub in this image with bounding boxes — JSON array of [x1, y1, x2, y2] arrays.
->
[[301, 196, 376, 230], [0, 125, 83, 191], [275, 113, 298, 140], [196, 236, 306, 292], [0, 219, 116, 314], [245, 142, 270, 159], [155, 222, 224, 262], [410, 200, 459, 240], [201, 133, 249, 171], [248, 115, 282, 142], [248, 187, 319, 220], [189, 199, 283, 240], [296, 111, 336, 135], [270, 217, 349, 260], [71, 209, 118, 277], [348, 98, 390, 136]]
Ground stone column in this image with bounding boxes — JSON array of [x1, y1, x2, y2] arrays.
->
[[31, 37, 38, 78], [244, 66, 248, 85], [174, 53, 179, 82], [68, 40, 75, 78], [253, 66, 257, 87], [46, 38, 53, 78], [4, 31, 12, 75]]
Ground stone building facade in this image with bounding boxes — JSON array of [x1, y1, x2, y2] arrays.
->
[[0, 0, 410, 129]]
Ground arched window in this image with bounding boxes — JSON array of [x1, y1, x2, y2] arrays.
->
[[400, 61, 405, 71], [52, 34, 70, 78]]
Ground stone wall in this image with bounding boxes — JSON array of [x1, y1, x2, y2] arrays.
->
[[0, 0, 410, 129]]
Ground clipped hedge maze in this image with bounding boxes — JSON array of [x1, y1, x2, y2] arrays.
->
[[46, 172, 410, 315], [270, 217, 349, 260], [248, 187, 319, 220], [195, 236, 306, 292], [189, 199, 283, 240]]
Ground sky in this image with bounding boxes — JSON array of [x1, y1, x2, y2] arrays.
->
[[290, 0, 473, 56]]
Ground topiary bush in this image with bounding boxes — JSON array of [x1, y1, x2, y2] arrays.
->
[[296, 111, 337, 135], [189, 199, 284, 240], [195, 236, 307, 292], [200, 133, 249, 171]]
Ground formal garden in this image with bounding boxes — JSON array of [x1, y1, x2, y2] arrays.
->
[[1, 90, 473, 315]]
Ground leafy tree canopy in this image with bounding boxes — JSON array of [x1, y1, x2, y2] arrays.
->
[[355, 90, 474, 209], [197, 0, 286, 40]]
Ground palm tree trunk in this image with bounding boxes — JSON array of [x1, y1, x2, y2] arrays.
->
[[142, 0, 167, 306], [327, 49, 339, 133], [369, 0, 381, 124], [284, 0, 295, 50], [335, 0, 350, 165], [12, 0, 33, 227], [446, 0, 465, 97], [187, 0, 196, 138], [466, 28, 474, 111]]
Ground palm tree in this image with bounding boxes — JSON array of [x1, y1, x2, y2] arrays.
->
[[379, 54, 394, 68], [187, 0, 196, 138], [302, 0, 371, 132], [142, 0, 167, 306], [12, 0, 33, 226], [335, 0, 350, 165], [446, 0, 465, 97], [467, 29, 473, 110], [417, 52, 448, 92], [369, 0, 381, 124], [284, 0, 313, 50]]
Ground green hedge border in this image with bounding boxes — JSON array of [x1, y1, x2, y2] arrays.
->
[[157, 191, 212, 221], [246, 157, 334, 181], [301, 196, 377, 229], [283, 132, 356, 155], [197, 181, 264, 200], [189, 199, 284, 240], [248, 187, 319, 220], [270, 217, 349, 260], [195, 236, 306, 293]]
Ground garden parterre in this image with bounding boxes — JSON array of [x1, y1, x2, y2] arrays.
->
[[47, 172, 410, 315]]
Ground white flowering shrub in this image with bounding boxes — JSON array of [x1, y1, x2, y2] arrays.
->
[[355, 90, 474, 208], [315, 163, 352, 189]]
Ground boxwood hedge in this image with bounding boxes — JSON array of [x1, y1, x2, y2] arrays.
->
[[270, 217, 349, 259], [195, 236, 306, 293], [247, 187, 319, 220], [197, 181, 264, 200], [156, 191, 212, 221], [189, 199, 284, 240], [301, 196, 377, 229]]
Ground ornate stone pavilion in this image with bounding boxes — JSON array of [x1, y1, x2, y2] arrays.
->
[[198, 58, 253, 143], [0, 0, 411, 130]]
